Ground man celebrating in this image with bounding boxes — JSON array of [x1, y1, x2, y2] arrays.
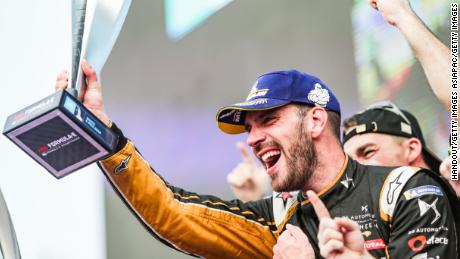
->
[[228, 0, 458, 201], [57, 64, 458, 258]]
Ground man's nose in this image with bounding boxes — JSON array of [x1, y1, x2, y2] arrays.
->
[[247, 128, 266, 148]]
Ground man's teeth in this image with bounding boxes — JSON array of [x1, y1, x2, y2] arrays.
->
[[261, 150, 281, 162]]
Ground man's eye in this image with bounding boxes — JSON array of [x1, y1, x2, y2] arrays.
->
[[262, 116, 275, 124], [363, 149, 376, 159]]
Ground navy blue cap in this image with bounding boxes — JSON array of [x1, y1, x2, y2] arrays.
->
[[216, 69, 341, 134]]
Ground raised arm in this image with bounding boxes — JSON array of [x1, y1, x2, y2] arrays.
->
[[55, 63, 277, 258], [370, 0, 450, 111]]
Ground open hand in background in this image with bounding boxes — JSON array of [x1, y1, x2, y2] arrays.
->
[[227, 141, 271, 202]]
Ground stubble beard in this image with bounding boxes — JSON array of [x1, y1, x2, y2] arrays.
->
[[272, 119, 318, 192]]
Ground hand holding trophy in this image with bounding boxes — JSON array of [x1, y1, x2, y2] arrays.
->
[[3, 0, 131, 179]]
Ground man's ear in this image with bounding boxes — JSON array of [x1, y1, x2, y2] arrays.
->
[[403, 137, 423, 164], [308, 107, 328, 139]]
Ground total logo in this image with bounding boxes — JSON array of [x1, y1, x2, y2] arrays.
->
[[364, 238, 386, 251]]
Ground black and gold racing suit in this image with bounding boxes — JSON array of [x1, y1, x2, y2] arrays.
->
[[98, 123, 459, 258]]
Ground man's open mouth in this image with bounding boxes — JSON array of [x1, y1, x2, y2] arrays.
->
[[260, 149, 281, 170]]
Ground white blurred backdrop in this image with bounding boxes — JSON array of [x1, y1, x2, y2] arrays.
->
[[0, 1, 106, 259]]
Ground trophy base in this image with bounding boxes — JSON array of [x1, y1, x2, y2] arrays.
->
[[3, 90, 117, 179]]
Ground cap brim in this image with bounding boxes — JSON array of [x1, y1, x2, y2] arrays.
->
[[422, 147, 442, 174], [216, 98, 291, 134]]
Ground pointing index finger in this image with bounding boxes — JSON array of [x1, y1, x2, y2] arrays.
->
[[307, 190, 331, 220], [236, 141, 254, 164]]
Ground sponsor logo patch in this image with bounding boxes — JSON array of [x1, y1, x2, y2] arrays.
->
[[403, 185, 444, 200], [364, 238, 386, 250], [408, 226, 448, 235], [418, 198, 441, 225], [307, 83, 330, 107], [114, 154, 132, 175], [387, 172, 403, 204], [346, 209, 379, 232], [233, 98, 268, 107], [25, 96, 55, 117], [233, 110, 242, 123], [379, 167, 418, 222], [426, 235, 448, 245], [246, 80, 270, 101], [218, 110, 236, 120], [37, 132, 80, 157], [340, 174, 354, 189], [408, 235, 427, 252]]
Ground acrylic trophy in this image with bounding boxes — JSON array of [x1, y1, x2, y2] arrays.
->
[[2, 0, 131, 179]]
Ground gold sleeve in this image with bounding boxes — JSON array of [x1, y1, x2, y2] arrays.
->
[[99, 140, 277, 258]]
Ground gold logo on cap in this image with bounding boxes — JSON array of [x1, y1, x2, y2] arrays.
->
[[246, 80, 269, 101]]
